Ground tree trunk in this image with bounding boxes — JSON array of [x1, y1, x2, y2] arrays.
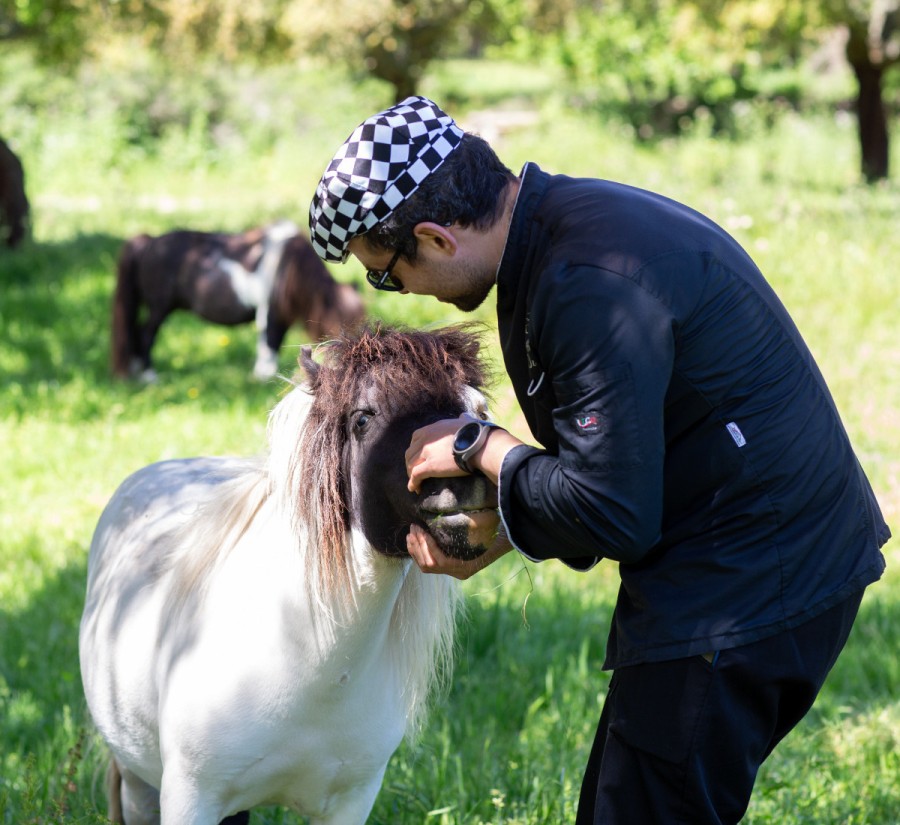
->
[[850, 58, 889, 182], [845, 24, 891, 183]]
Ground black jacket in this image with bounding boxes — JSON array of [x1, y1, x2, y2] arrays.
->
[[495, 164, 889, 669]]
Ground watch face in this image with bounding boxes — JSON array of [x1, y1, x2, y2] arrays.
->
[[454, 422, 482, 452]]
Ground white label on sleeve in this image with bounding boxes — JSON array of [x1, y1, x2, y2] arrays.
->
[[726, 421, 747, 448]]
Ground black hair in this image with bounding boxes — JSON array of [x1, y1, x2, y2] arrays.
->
[[363, 133, 516, 261]]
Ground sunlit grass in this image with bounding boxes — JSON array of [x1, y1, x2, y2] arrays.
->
[[1, 54, 897, 824]]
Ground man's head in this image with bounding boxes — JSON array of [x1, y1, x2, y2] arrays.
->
[[309, 97, 515, 272]]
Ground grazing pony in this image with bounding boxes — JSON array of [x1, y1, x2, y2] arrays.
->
[[0, 136, 29, 249], [110, 220, 365, 381], [80, 324, 501, 825]]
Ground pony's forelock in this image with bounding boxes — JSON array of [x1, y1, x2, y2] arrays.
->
[[288, 323, 489, 602], [311, 322, 488, 416]]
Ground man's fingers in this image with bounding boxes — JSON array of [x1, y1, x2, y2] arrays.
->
[[407, 523, 437, 566]]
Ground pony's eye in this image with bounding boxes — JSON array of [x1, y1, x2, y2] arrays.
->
[[352, 410, 375, 430]]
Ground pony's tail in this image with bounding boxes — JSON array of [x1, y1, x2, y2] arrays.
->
[[106, 757, 125, 824], [111, 235, 149, 377]]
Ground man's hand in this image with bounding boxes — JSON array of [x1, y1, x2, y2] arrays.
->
[[405, 416, 471, 493], [406, 416, 524, 493], [405, 415, 524, 580], [407, 523, 513, 580]]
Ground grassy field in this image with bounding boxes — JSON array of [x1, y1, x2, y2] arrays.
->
[[1, 57, 898, 824]]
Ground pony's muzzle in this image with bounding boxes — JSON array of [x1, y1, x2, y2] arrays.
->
[[417, 475, 500, 560]]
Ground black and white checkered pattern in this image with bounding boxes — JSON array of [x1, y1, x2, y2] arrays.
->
[[309, 97, 464, 262]]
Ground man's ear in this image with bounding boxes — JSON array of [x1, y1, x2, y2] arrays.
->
[[414, 222, 457, 257]]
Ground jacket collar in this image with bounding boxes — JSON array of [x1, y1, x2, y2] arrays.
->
[[496, 162, 551, 309]]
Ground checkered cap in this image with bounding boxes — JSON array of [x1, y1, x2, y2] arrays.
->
[[309, 96, 464, 262]]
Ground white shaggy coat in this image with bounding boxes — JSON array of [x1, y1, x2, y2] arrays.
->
[[79, 383, 465, 825]]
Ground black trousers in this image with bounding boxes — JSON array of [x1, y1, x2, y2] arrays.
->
[[576, 591, 864, 825]]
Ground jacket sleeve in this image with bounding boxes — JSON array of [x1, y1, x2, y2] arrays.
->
[[498, 263, 674, 565]]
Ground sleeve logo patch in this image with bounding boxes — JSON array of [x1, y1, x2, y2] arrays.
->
[[726, 421, 747, 447], [574, 413, 601, 434]]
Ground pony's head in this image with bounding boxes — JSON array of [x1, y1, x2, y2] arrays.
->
[[274, 234, 367, 341], [268, 322, 500, 594]]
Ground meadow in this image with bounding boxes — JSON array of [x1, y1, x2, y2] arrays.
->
[[1, 55, 898, 824]]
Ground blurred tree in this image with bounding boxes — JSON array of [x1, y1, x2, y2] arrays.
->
[[281, 0, 471, 102], [0, 0, 473, 102], [2, 0, 897, 178], [0, 0, 94, 60], [483, 0, 898, 181], [713, 0, 900, 181], [832, 0, 900, 180], [495, 0, 808, 138]]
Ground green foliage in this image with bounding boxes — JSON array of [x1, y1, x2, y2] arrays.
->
[[542, 1, 814, 138], [0, 0, 90, 61], [280, 0, 476, 101], [478, 0, 899, 144], [0, 44, 387, 174], [1, 51, 898, 824], [3, 0, 900, 154]]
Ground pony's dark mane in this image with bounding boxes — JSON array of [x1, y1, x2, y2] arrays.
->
[[275, 235, 364, 338], [275, 236, 334, 321], [295, 323, 489, 595]]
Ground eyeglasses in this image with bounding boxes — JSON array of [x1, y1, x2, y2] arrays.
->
[[365, 248, 404, 292], [363, 223, 452, 292]]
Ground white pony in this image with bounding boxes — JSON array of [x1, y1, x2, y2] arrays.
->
[[80, 324, 501, 825]]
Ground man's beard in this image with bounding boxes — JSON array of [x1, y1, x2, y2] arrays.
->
[[445, 260, 495, 313], [449, 287, 492, 313]]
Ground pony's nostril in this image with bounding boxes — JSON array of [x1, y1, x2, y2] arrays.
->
[[418, 475, 498, 513]]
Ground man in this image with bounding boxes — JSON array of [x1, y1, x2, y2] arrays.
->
[[309, 96, 890, 824]]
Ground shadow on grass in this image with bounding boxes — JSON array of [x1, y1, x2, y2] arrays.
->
[[0, 233, 120, 383], [0, 543, 895, 824], [0, 233, 300, 422], [815, 585, 900, 711], [0, 547, 103, 821], [373, 569, 616, 824], [377, 572, 900, 824]]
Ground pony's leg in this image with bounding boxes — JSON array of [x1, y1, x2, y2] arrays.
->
[[158, 771, 229, 825], [117, 764, 162, 825], [136, 307, 170, 382], [308, 778, 384, 825], [252, 304, 286, 380], [112, 759, 247, 825], [106, 759, 125, 824], [252, 335, 279, 380]]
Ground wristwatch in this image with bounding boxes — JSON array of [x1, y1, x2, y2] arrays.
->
[[452, 419, 501, 475]]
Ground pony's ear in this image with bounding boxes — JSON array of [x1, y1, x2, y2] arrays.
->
[[299, 346, 320, 383]]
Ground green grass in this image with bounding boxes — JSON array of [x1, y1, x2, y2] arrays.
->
[[1, 55, 898, 824]]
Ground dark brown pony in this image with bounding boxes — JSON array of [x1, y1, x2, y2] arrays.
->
[[111, 220, 365, 381], [0, 136, 29, 249]]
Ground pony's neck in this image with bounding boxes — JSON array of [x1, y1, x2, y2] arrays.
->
[[291, 528, 411, 658]]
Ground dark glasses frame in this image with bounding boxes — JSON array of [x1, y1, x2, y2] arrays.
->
[[364, 222, 453, 292], [365, 248, 404, 292]]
